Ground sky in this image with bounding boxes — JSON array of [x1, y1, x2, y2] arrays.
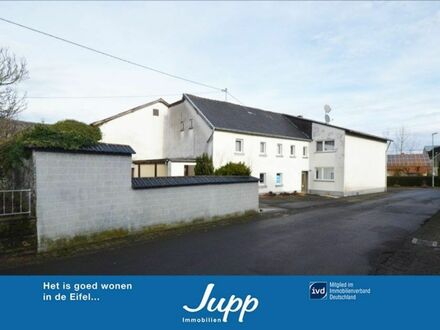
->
[[1, 1, 440, 151]]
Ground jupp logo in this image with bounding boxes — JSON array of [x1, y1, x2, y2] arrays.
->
[[183, 283, 259, 323]]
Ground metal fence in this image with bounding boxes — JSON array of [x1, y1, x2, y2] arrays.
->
[[0, 189, 31, 217]]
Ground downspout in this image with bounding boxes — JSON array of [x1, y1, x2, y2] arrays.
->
[[385, 140, 392, 191]]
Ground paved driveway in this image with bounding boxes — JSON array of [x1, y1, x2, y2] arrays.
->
[[3, 188, 440, 275]]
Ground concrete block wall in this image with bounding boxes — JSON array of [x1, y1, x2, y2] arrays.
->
[[33, 151, 258, 250]]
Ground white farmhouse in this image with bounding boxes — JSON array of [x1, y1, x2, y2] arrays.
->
[[93, 94, 389, 196]]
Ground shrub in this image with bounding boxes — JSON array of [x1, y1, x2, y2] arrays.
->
[[387, 176, 439, 187], [194, 153, 214, 175], [0, 120, 102, 174], [214, 162, 251, 176]]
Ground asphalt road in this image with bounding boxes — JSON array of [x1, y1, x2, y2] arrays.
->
[[3, 188, 440, 275]]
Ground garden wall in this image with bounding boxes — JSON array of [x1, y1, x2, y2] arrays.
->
[[32, 148, 259, 251]]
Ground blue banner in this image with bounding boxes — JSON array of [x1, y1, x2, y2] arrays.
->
[[0, 276, 437, 329]]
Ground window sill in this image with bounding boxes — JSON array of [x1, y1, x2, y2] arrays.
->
[[315, 150, 336, 154], [259, 153, 267, 157], [234, 152, 244, 156], [276, 155, 283, 158], [289, 155, 296, 158], [314, 179, 335, 182], [259, 184, 267, 188], [275, 184, 284, 187], [302, 156, 309, 159]]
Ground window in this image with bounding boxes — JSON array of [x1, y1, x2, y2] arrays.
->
[[153, 109, 159, 116], [180, 121, 184, 131], [277, 143, 283, 156], [315, 167, 335, 181], [259, 173, 266, 185], [235, 139, 243, 153], [303, 146, 308, 157], [276, 173, 283, 186], [316, 141, 323, 152], [290, 145, 296, 157], [260, 142, 266, 154], [325, 140, 335, 151], [316, 140, 335, 152], [189, 119, 193, 129]]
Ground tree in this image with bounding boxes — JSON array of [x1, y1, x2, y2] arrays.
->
[[0, 47, 29, 141], [0, 120, 102, 174], [194, 153, 214, 175], [391, 126, 418, 154], [214, 162, 251, 176]]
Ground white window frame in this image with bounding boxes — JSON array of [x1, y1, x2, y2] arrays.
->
[[235, 139, 244, 154], [180, 121, 184, 131], [260, 142, 266, 155], [189, 119, 193, 129], [316, 140, 335, 152], [277, 143, 283, 157], [315, 167, 335, 182], [275, 173, 283, 186], [259, 173, 266, 186], [303, 146, 308, 158], [290, 145, 296, 157]]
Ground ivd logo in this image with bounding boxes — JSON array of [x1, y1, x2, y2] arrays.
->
[[309, 282, 327, 300]]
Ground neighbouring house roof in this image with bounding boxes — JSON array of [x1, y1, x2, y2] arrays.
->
[[387, 153, 431, 167], [423, 145, 440, 158], [31, 142, 136, 156], [182, 94, 389, 143], [91, 98, 169, 126], [132, 175, 259, 189], [183, 94, 311, 141], [284, 115, 389, 143], [133, 158, 196, 165]]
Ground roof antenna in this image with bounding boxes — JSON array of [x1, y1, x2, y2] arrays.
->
[[221, 88, 228, 101], [324, 104, 332, 124]]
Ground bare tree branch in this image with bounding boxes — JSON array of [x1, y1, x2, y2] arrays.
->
[[0, 47, 28, 140], [391, 126, 419, 154]]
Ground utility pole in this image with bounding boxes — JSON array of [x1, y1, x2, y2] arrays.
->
[[221, 88, 228, 101], [432, 132, 438, 188]]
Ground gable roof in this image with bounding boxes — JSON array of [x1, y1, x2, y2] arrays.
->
[[183, 94, 388, 143], [387, 153, 431, 167], [91, 98, 169, 126], [183, 94, 310, 141], [285, 115, 389, 143]]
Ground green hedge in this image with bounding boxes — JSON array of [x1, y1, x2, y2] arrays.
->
[[387, 176, 439, 187], [214, 162, 251, 176], [0, 120, 102, 174]]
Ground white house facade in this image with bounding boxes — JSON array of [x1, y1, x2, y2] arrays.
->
[[93, 93, 389, 196]]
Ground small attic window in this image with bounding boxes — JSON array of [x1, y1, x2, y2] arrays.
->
[[153, 109, 159, 116]]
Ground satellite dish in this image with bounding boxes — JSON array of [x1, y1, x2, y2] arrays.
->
[[325, 114, 331, 124], [324, 104, 332, 113]]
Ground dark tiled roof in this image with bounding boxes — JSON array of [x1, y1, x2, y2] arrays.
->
[[184, 94, 310, 141], [387, 154, 431, 167], [132, 175, 259, 189], [285, 115, 389, 143], [31, 143, 135, 156]]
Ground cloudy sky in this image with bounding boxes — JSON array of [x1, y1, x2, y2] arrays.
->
[[1, 1, 440, 150]]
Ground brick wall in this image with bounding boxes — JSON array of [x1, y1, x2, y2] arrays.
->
[[33, 151, 258, 250]]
